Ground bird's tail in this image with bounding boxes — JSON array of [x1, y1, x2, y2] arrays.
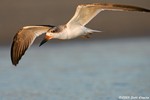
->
[[85, 27, 101, 33]]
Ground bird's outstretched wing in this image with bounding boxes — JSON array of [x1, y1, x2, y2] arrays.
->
[[11, 25, 54, 66], [67, 3, 150, 27]]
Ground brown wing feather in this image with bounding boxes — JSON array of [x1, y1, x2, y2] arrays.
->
[[11, 26, 53, 66], [100, 3, 150, 12]]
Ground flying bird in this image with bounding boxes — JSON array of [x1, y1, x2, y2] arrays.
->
[[11, 3, 150, 66]]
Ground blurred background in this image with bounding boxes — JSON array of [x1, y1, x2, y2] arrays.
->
[[0, 0, 150, 100], [0, 0, 150, 46]]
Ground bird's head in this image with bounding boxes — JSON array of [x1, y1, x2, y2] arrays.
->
[[39, 26, 64, 46]]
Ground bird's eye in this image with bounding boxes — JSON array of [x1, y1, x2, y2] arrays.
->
[[51, 27, 57, 33], [51, 30, 56, 33]]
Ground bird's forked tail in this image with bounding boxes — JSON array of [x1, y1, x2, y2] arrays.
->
[[85, 27, 102, 33]]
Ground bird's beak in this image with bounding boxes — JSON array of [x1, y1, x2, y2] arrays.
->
[[39, 35, 53, 46]]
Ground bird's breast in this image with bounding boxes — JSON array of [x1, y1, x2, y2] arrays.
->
[[65, 26, 86, 39]]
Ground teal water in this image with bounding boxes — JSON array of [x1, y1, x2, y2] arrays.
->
[[1, 37, 150, 100]]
